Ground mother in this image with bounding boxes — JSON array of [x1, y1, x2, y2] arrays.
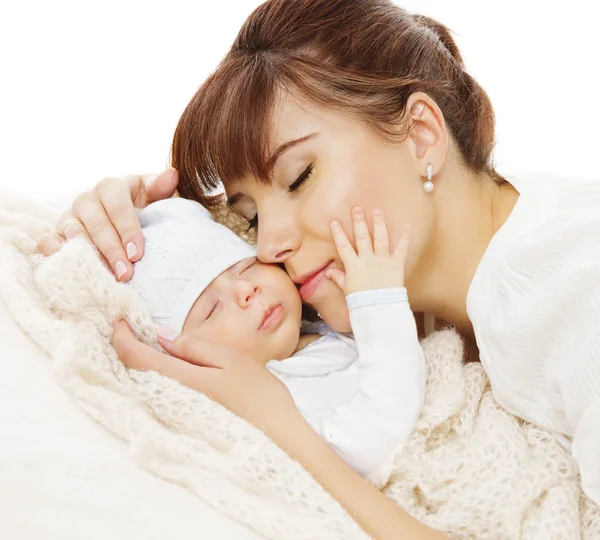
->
[[39, 0, 600, 537]]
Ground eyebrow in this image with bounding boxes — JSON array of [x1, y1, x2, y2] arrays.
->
[[268, 132, 319, 167], [227, 132, 319, 208]]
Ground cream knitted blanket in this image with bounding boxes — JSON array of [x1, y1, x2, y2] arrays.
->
[[1, 193, 598, 540]]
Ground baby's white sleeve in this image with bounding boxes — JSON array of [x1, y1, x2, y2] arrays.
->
[[320, 288, 425, 478]]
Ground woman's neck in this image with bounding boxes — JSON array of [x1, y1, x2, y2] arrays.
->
[[408, 169, 519, 334]]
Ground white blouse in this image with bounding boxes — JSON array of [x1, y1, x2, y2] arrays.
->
[[467, 173, 600, 504]]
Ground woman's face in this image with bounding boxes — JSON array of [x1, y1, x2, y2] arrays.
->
[[226, 93, 434, 331]]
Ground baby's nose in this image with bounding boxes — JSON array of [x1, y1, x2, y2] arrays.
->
[[236, 280, 259, 306]]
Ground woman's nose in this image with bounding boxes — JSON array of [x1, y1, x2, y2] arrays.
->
[[251, 196, 301, 263], [255, 217, 300, 264], [257, 242, 294, 263]]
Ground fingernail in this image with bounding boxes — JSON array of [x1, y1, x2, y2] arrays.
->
[[126, 242, 137, 260], [373, 209, 383, 218], [353, 206, 363, 216], [115, 261, 127, 279], [157, 326, 180, 341], [331, 220, 341, 230], [127, 242, 137, 260]]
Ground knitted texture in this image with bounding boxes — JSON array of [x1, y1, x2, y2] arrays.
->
[[1, 192, 598, 540]]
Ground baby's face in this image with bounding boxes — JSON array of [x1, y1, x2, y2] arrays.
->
[[182, 257, 303, 364]]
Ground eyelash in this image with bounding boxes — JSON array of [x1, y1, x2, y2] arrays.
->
[[206, 301, 219, 320], [246, 216, 258, 232], [245, 163, 314, 231], [289, 163, 314, 193]]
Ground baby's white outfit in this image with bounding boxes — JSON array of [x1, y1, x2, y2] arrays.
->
[[468, 173, 600, 504], [129, 198, 425, 482], [267, 288, 425, 481]]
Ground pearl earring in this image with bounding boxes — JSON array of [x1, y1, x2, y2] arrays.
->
[[423, 164, 434, 193]]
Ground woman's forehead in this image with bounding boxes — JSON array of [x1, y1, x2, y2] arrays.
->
[[269, 92, 340, 149], [223, 94, 356, 201]]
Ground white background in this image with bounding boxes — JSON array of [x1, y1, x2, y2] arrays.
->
[[1, 0, 598, 201]]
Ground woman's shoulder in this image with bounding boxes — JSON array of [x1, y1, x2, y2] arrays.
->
[[467, 173, 600, 434], [469, 173, 600, 309], [467, 172, 600, 345], [467, 171, 600, 345]]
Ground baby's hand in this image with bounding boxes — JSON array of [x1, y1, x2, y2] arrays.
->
[[326, 206, 409, 295]]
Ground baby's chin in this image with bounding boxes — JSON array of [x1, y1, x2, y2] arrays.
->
[[260, 324, 304, 363]]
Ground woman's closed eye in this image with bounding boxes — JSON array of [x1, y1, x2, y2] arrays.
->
[[246, 215, 258, 231], [289, 163, 314, 193], [245, 164, 314, 231]]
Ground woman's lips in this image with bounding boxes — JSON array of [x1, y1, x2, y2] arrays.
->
[[298, 262, 333, 301], [259, 304, 285, 331]]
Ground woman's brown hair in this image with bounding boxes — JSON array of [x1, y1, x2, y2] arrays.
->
[[172, 0, 502, 206]]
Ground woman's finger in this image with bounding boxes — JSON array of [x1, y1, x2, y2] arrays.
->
[[47, 218, 111, 270], [56, 210, 87, 240], [55, 210, 96, 250], [75, 194, 133, 281], [36, 232, 65, 256], [96, 177, 144, 264], [330, 220, 356, 266], [142, 168, 179, 205], [352, 206, 373, 256], [95, 170, 179, 266], [156, 326, 234, 369], [372, 209, 389, 257], [113, 321, 219, 390]]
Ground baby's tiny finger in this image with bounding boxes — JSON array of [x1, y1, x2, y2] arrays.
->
[[393, 224, 411, 257], [330, 220, 356, 265], [325, 268, 346, 290], [372, 209, 389, 256], [352, 206, 373, 256]]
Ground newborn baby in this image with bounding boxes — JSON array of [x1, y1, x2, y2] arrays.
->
[[129, 198, 425, 480]]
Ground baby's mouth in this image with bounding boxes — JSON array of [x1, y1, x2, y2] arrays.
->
[[258, 304, 285, 331]]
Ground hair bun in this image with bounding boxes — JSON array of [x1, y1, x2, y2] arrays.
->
[[412, 14, 464, 68]]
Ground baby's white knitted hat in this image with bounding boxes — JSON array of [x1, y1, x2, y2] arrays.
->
[[129, 198, 256, 332]]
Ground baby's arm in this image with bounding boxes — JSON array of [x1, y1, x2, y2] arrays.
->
[[322, 207, 426, 478]]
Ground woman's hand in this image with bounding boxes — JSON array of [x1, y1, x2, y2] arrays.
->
[[112, 321, 300, 438], [326, 206, 410, 294], [113, 321, 447, 540], [36, 169, 179, 281]]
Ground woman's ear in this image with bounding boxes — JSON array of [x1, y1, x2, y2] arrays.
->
[[405, 92, 449, 177]]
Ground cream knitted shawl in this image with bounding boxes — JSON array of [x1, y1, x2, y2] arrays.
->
[[0, 192, 598, 540]]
